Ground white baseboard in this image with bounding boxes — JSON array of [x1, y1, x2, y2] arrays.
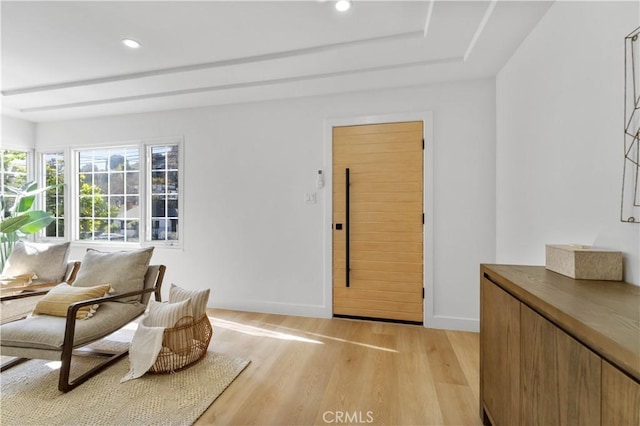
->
[[211, 300, 478, 332], [425, 315, 479, 332], [211, 299, 331, 319]]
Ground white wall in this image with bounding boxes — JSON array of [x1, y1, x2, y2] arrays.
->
[[497, 1, 640, 285], [36, 78, 496, 331], [1, 115, 36, 149]]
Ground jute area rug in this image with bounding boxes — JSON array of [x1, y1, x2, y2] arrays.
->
[[0, 342, 249, 426]]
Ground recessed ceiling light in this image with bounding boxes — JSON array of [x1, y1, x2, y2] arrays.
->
[[121, 38, 141, 49], [335, 0, 351, 12]]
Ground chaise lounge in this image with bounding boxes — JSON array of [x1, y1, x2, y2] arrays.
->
[[0, 247, 165, 392]]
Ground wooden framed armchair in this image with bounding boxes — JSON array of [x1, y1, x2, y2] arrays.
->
[[0, 247, 165, 392]]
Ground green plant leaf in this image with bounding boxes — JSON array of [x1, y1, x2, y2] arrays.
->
[[13, 181, 43, 213], [18, 211, 54, 234], [22, 181, 39, 193], [8, 181, 63, 215], [0, 214, 32, 233], [14, 194, 36, 213]]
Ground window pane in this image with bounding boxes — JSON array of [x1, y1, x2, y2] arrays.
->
[[5, 173, 27, 190], [149, 144, 180, 242], [151, 148, 166, 170], [110, 196, 124, 216], [2, 151, 27, 174], [1, 149, 29, 213], [45, 221, 56, 238], [124, 196, 139, 218], [126, 172, 139, 194], [125, 220, 139, 242], [96, 196, 110, 218], [151, 218, 179, 240], [152, 195, 166, 217], [76, 147, 140, 242], [168, 198, 178, 217], [110, 173, 125, 195], [94, 172, 108, 194], [79, 219, 106, 240], [151, 219, 168, 240], [79, 172, 93, 188], [95, 219, 108, 235], [167, 219, 179, 240], [79, 219, 94, 239], [109, 149, 126, 171], [46, 196, 57, 213], [79, 152, 92, 172], [151, 172, 165, 193], [108, 219, 124, 236], [167, 171, 178, 192], [167, 147, 179, 170], [92, 150, 109, 172], [125, 149, 139, 171], [43, 152, 64, 238]]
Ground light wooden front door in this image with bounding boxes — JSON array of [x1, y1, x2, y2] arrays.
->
[[332, 121, 424, 323]]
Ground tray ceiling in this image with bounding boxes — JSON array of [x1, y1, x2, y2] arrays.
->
[[1, 1, 553, 122]]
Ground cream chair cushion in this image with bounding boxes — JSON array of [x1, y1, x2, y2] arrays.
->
[[0, 301, 147, 351]]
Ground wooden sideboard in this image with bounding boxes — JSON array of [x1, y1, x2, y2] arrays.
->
[[480, 264, 640, 426]]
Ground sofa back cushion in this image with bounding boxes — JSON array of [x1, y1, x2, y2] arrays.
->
[[2, 241, 71, 283], [73, 247, 154, 302]]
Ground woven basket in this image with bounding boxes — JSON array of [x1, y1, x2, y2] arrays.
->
[[148, 314, 213, 374]]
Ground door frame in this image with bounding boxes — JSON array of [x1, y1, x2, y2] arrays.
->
[[322, 112, 434, 327]]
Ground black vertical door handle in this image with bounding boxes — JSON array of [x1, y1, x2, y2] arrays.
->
[[345, 168, 350, 288]]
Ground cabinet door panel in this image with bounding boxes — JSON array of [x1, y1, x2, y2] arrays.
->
[[521, 305, 601, 425], [480, 278, 520, 426], [602, 361, 640, 426]]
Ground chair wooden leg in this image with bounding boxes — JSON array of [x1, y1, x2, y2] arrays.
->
[[1, 357, 29, 372], [58, 348, 130, 393], [0, 349, 130, 392]]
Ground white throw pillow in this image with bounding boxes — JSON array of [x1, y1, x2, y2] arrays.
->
[[147, 299, 193, 328], [168, 284, 210, 319]]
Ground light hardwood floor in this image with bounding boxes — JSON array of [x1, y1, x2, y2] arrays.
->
[[196, 309, 481, 426]]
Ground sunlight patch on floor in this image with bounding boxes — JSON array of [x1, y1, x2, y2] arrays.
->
[[211, 317, 323, 344], [305, 332, 399, 353], [262, 322, 399, 353], [223, 319, 399, 353], [290, 328, 398, 353], [45, 361, 61, 370]]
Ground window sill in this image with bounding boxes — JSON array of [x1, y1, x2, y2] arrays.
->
[[69, 240, 183, 251]]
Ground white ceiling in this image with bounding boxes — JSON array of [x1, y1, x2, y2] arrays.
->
[[1, 1, 553, 123]]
